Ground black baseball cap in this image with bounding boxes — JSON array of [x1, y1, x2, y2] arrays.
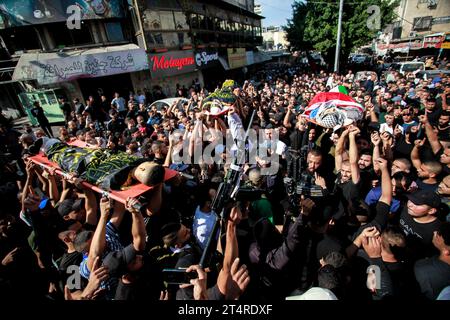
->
[[407, 190, 441, 208], [160, 222, 181, 238], [73, 230, 93, 253], [102, 244, 137, 278], [57, 198, 85, 218]]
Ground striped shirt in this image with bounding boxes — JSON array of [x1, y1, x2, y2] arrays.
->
[[79, 221, 123, 280]]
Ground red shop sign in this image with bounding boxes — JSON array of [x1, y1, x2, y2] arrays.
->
[[148, 50, 196, 78], [423, 35, 444, 49]]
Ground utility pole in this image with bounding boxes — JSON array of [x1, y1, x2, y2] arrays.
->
[[334, 0, 344, 72]]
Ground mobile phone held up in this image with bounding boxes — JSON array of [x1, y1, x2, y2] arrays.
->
[[162, 268, 198, 285]]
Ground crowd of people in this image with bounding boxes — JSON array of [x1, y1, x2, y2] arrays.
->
[[0, 58, 450, 301]]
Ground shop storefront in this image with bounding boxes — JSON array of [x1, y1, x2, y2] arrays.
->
[[12, 43, 149, 123], [135, 50, 204, 97], [195, 49, 223, 92]]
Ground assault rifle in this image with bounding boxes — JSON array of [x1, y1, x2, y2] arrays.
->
[[199, 109, 258, 268]]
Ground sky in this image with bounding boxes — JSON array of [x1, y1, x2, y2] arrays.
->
[[256, 0, 296, 27]]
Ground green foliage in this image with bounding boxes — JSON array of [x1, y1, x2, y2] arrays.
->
[[284, 0, 400, 65]]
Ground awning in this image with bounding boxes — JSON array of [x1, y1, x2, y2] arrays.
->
[[219, 56, 231, 71], [12, 44, 149, 85], [253, 51, 272, 64]]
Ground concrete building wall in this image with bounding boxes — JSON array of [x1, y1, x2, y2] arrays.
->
[[262, 27, 289, 50], [400, 0, 450, 38]]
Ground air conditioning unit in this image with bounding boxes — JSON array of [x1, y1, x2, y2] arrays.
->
[[409, 31, 417, 38]]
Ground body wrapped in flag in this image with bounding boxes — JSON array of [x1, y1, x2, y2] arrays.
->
[[302, 91, 365, 129]]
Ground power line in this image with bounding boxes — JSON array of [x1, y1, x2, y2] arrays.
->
[[257, 1, 293, 13]]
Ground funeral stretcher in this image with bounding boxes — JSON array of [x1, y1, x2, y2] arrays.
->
[[29, 139, 178, 204]]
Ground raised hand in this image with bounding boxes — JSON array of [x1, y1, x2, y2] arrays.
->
[[371, 132, 381, 146], [414, 138, 426, 148], [228, 206, 242, 225], [314, 172, 327, 189], [375, 158, 388, 171], [184, 265, 207, 300], [228, 258, 250, 299], [1, 247, 20, 266], [125, 197, 142, 215], [300, 195, 315, 216], [362, 236, 382, 258], [418, 114, 428, 124]]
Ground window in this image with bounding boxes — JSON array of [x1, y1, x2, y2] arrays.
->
[[151, 0, 181, 9], [190, 14, 200, 29], [47, 22, 94, 48], [198, 14, 206, 29], [146, 32, 164, 46], [105, 22, 124, 42], [160, 11, 175, 30], [174, 11, 189, 30], [413, 16, 433, 31], [220, 20, 227, 32], [162, 33, 179, 47], [0, 26, 41, 53], [144, 11, 162, 30], [205, 17, 214, 31]]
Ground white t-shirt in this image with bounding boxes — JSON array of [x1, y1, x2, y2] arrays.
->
[[192, 206, 217, 249], [379, 123, 403, 135]]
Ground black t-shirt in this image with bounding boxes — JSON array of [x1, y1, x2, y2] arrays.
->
[[31, 106, 48, 123], [394, 136, 414, 159], [399, 207, 441, 260], [426, 108, 442, 127], [438, 126, 450, 141], [107, 119, 125, 134], [60, 102, 72, 114], [329, 174, 363, 223], [59, 251, 83, 272], [288, 129, 304, 150], [354, 201, 390, 238], [414, 256, 450, 300], [415, 179, 439, 192]]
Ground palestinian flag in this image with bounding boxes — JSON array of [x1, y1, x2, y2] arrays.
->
[[303, 92, 364, 129], [330, 85, 349, 95]]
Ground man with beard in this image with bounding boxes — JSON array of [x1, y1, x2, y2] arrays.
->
[[332, 127, 361, 223], [358, 149, 376, 196], [437, 111, 450, 141]]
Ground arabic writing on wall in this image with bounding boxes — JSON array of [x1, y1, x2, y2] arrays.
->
[[19, 50, 149, 85], [42, 54, 137, 80]]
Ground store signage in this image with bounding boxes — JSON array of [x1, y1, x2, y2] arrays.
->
[[194, 49, 219, 69], [12, 46, 149, 85], [151, 55, 194, 71], [148, 50, 196, 78], [423, 35, 444, 49], [227, 48, 247, 69]]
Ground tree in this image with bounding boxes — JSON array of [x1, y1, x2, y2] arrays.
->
[[284, 0, 399, 69], [284, 1, 312, 51]]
